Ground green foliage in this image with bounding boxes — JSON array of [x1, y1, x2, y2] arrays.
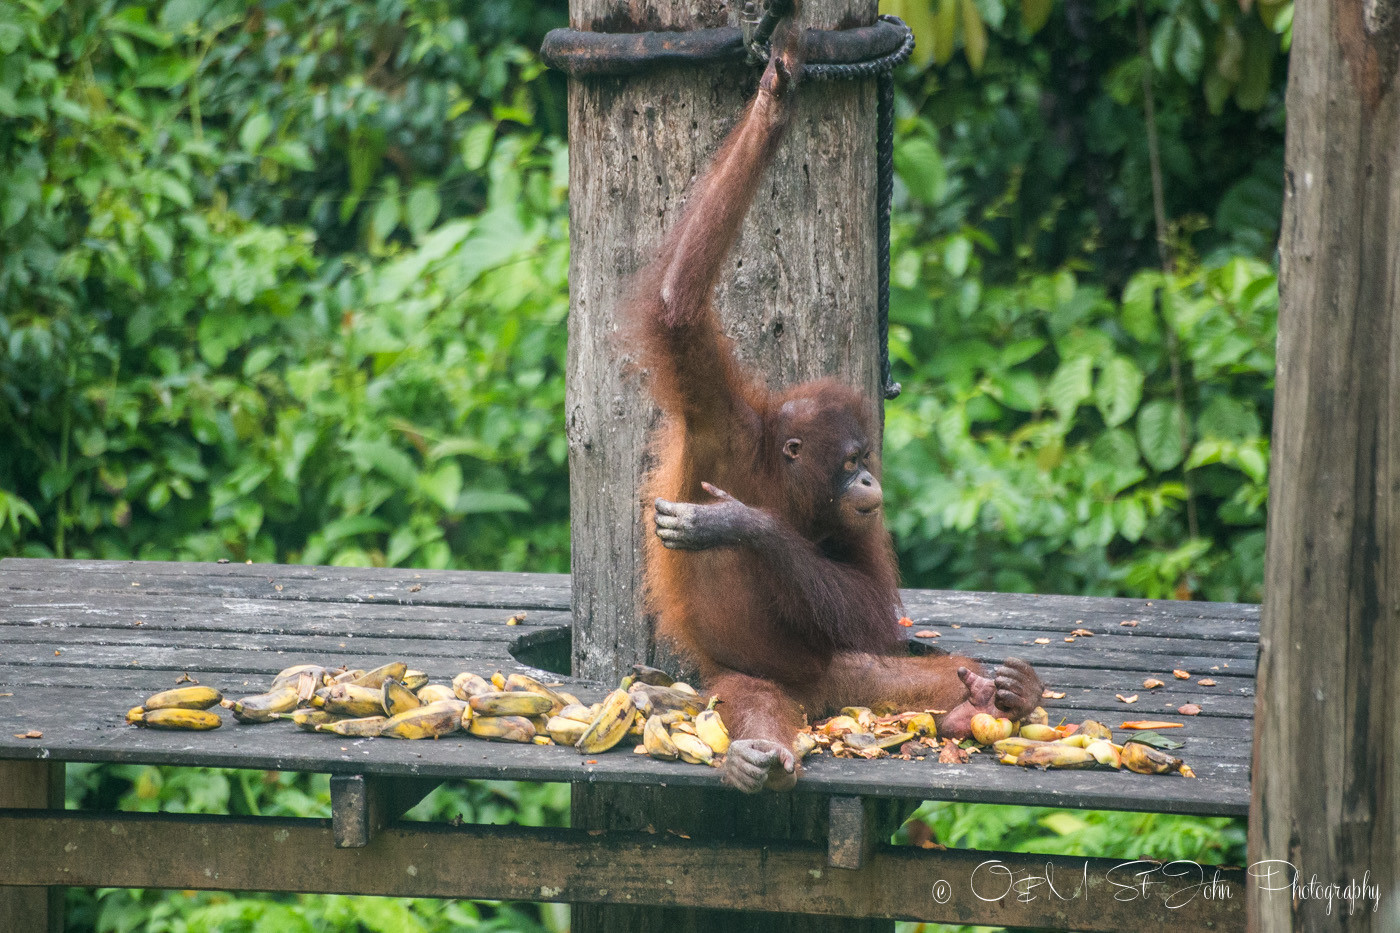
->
[[4, 0, 1285, 928], [0, 0, 570, 571]]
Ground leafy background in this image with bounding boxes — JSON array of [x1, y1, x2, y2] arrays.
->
[[0, 0, 1283, 929]]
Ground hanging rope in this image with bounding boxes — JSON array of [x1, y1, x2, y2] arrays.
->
[[540, 14, 912, 400]]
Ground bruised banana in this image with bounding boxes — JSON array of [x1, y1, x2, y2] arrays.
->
[[452, 672, 492, 700], [629, 664, 675, 687], [131, 707, 222, 730], [1122, 742, 1195, 777], [315, 716, 387, 737], [143, 685, 222, 711], [1015, 745, 1097, 770], [545, 715, 588, 745], [628, 683, 705, 717], [642, 714, 679, 760], [693, 699, 730, 755], [417, 684, 458, 705], [671, 731, 717, 766], [350, 662, 408, 689], [223, 687, 299, 723], [312, 684, 387, 718], [382, 679, 422, 717], [469, 691, 554, 717], [381, 701, 463, 739], [792, 732, 819, 759], [468, 715, 536, 742], [401, 670, 429, 691], [575, 688, 636, 754]]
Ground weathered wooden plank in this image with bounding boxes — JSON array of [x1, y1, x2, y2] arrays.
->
[[0, 689, 1248, 814], [0, 595, 571, 630], [0, 761, 63, 933], [0, 809, 1248, 931], [0, 558, 571, 593], [900, 587, 1258, 625], [330, 775, 439, 848], [0, 578, 569, 612]]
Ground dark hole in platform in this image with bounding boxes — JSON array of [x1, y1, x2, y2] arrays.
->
[[509, 626, 572, 675]]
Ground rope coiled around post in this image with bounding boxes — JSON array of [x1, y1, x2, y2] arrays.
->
[[540, 15, 913, 399]]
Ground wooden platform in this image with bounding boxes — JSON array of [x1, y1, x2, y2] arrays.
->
[[0, 558, 1256, 931]]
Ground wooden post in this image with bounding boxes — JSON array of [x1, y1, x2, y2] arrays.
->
[[564, 0, 886, 930], [1248, 0, 1400, 929], [0, 760, 65, 933]]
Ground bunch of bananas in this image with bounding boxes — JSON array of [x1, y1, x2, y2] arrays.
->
[[975, 713, 1196, 777], [118, 657, 750, 768]]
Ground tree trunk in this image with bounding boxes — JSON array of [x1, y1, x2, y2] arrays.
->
[[564, 0, 886, 930], [1248, 0, 1400, 930]]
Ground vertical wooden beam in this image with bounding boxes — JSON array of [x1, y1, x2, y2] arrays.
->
[[330, 775, 440, 848], [564, 0, 885, 930], [1249, 0, 1400, 929], [0, 760, 65, 933], [827, 796, 875, 870]]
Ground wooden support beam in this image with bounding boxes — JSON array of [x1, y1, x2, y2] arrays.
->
[[827, 796, 874, 870], [0, 809, 1246, 931], [1249, 0, 1400, 928], [329, 775, 439, 848], [0, 761, 64, 933]]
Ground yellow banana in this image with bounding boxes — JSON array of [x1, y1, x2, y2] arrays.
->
[[545, 716, 588, 745], [993, 737, 1050, 758], [575, 687, 636, 754], [693, 699, 730, 755], [642, 714, 679, 760], [380, 701, 463, 739], [671, 682, 698, 696], [332, 668, 365, 684], [311, 684, 387, 718], [285, 708, 339, 731], [792, 732, 819, 759], [125, 705, 145, 723], [1024, 706, 1049, 725], [401, 670, 429, 691], [468, 715, 536, 742], [144, 685, 223, 711], [1086, 740, 1121, 768], [315, 716, 387, 737], [382, 679, 422, 717], [222, 687, 300, 723], [671, 731, 716, 766], [416, 684, 458, 704], [1017, 723, 1060, 742], [452, 672, 492, 700], [533, 735, 554, 745], [557, 703, 594, 723], [505, 672, 567, 703], [469, 691, 554, 717], [490, 671, 507, 690], [270, 664, 330, 692], [350, 662, 408, 689], [131, 707, 222, 730]]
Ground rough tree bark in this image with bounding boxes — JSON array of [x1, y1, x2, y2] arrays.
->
[[1248, 0, 1400, 929], [564, 0, 887, 930]]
